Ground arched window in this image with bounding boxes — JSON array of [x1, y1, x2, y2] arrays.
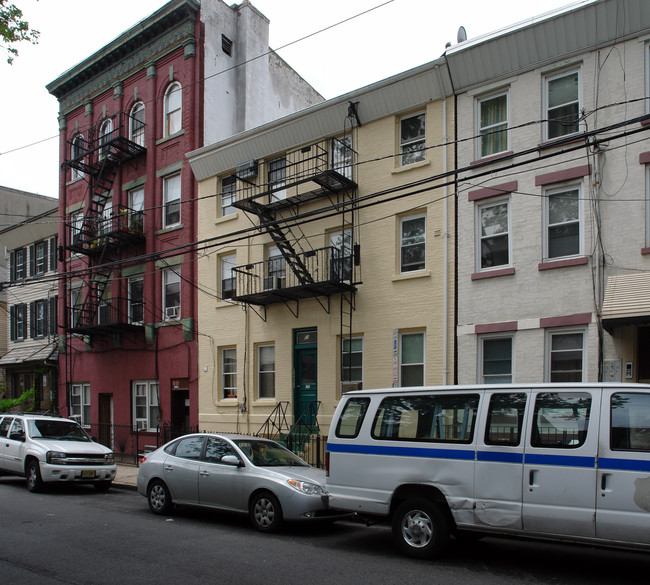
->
[[164, 82, 182, 137], [129, 102, 145, 146], [98, 118, 113, 160], [71, 134, 85, 180]]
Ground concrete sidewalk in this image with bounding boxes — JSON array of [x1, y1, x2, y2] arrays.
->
[[113, 463, 139, 490]]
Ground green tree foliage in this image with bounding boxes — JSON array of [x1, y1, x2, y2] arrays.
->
[[0, 0, 39, 64]]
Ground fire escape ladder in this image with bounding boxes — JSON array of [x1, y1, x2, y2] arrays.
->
[[76, 269, 112, 329], [254, 205, 315, 286]]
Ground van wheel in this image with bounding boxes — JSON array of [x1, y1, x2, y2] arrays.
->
[[392, 499, 450, 559], [26, 460, 44, 493]]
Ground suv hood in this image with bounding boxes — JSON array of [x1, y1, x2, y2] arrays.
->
[[31, 438, 112, 454]]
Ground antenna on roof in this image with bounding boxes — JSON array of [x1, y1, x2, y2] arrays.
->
[[457, 26, 467, 43]]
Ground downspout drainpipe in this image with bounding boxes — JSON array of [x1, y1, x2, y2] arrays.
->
[[436, 64, 450, 385]]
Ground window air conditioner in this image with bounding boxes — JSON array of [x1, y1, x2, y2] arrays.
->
[[165, 306, 180, 319], [263, 276, 284, 291], [134, 420, 147, 431], [236, 159, 258, 180]]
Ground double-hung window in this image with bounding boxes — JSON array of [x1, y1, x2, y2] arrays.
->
[[478, 200, 510, 269], [129, 276, 144, 324], [220, 254, 236, 300], [129, 102, 145, 146], [10, 304, 27, 341], [32, 241, 48, 275], [12, 247, 26, 281], [400, 332, 425, 387], [163, 267, 181, 320], [545, 185, 581, 259], [480, 336, 513, 384], [400, 113, 425, 166], [341, 337, 363, 390], [265, 246, 285, 290], [70, 134, 85, 180], [133, 380, 159, 431], [330, 230, 352, 281], [98, 118, 113, 160], [546, 329, 585, 382], [332, 136, 353, 180], [221, 175, 236, 217], [70, 383, 91, 426], [400, 215, 426, 273], [268, 157, 287, 203], [163, 173, 181, 227], [164, 82, 182, 137], [546, 69, 580, 140], [478, 92, 508, 157], [129, 187, 144, 232], [31, 300, 47, 338], [258, 345, 275, 398], [222, 348, 237, 398]]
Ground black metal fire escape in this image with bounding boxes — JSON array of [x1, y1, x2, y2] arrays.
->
[[63, 112, 146, 335]]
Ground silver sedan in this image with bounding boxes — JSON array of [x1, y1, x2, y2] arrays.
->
[[137, 433, 344, 532]]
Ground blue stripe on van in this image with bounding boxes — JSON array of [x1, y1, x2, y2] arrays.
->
[[477, 451, 524, 464], [522, 453, 595, 468], [598, 457, 650, 472], [326, 442, 475, 461]]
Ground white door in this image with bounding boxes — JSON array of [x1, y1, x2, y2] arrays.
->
[[596, 389, 650, 545], [522, 389, 599, 538]]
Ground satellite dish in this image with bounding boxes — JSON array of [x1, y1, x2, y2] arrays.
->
[[457, 26, 467, 43]]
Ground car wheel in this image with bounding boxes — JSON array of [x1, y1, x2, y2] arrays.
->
[[147, 480, 173, 515], [392, 499, 450, 559], [249, 491, 283, 532], [26, 459, 44, 493], [93, 481, 112, 492]]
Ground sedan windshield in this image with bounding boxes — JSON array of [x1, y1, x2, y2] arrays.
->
[[28, 419, 91, 441], [234, 439, 308, 467]]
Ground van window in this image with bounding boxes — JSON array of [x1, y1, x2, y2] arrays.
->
[[531, 392, 591, 448], [371, 394, 479, 443], [485, 393, 527, 446], [611, 392, 650, 452], [335, 398, 370, 438]]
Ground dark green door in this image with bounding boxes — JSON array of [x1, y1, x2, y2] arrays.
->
[[294, 341, 317, 425]]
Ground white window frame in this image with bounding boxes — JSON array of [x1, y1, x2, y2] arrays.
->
[[128, 275, 144, 324], [71, 134, 85, 180], [268, 156, 287, 203], [330, 229, 352, 282], [133, 380, 159, 431], [33, 299, 47, 338], [544, 68, 581, 141], [265, 245, 285, 290], [400, 214, 426, 273], [545, 328, 586, 383], [544, 183, 582, 260], [14, 247, 26, 280], [163, 173, 181, 228], [479, 335, 514, 384], [129, 186, 145, 232], [331, 136, 353, 180], [341, 336, 363, 391], [70, 383, 91, 426], [129, 102, 145, 146], [98, 118, 113, 160], [12, 303, 26, 341], [258, 344, 275, 399], [220, 253, 236, 300], [163, 267, 181, 321], [221, 347, 237, 399], [476, 198, 511, 271], [164, 82, 182, 137], [477, 91, 509, 158], [70, 287, 82, 329], [399, 112, 426, 166], [221, 175, 237, 217], [34, 241, 48, 275], [399, 331, 425, 387]]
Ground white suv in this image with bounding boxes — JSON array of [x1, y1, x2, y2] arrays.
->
[[0, 413, 116, 492]]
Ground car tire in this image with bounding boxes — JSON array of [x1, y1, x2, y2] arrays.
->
[[93, 481, 112, 492], [26, 459, 44, 493], [392, 498, 450, 559], [249, 491, 283, 533], [147, 479, 173, 515]]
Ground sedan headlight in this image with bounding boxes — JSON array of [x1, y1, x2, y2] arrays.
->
[[287, 479, 325, 495], [46, 451, 67, 464]]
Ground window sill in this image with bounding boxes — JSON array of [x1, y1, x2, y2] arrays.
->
[[469, 151, 513, 167], [538, 256, 588, 271], [538, 132, 585, 150], [391, 159, 431, 175], [471, 267, 515, 280], [155, 223, 184, 235], [215, 212, 239, 225], [156, 129, 185, 146], [392, 269, 431, 282], [641, 247, 650, 255]]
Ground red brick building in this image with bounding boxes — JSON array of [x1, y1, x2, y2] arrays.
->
[[46, 0, 321, 452]]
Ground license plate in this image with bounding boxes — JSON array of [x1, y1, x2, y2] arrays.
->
[[82, 470, 96, 478]]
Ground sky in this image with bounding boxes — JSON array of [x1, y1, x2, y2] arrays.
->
[[0, 0, 585, 199]]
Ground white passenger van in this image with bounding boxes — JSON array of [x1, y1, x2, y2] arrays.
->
[[326, 384, 650, 558]]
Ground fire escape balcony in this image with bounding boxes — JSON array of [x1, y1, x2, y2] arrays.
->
[[69, 296, 144, 335], [67, 206, 145, 255], [231, 246, 356, 306], [232, 137, 356, 214]]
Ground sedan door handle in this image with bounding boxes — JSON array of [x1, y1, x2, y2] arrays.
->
[[163, 465, 174, 472]]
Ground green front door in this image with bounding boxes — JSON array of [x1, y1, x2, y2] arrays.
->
[[294, 330, 317, 425]]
